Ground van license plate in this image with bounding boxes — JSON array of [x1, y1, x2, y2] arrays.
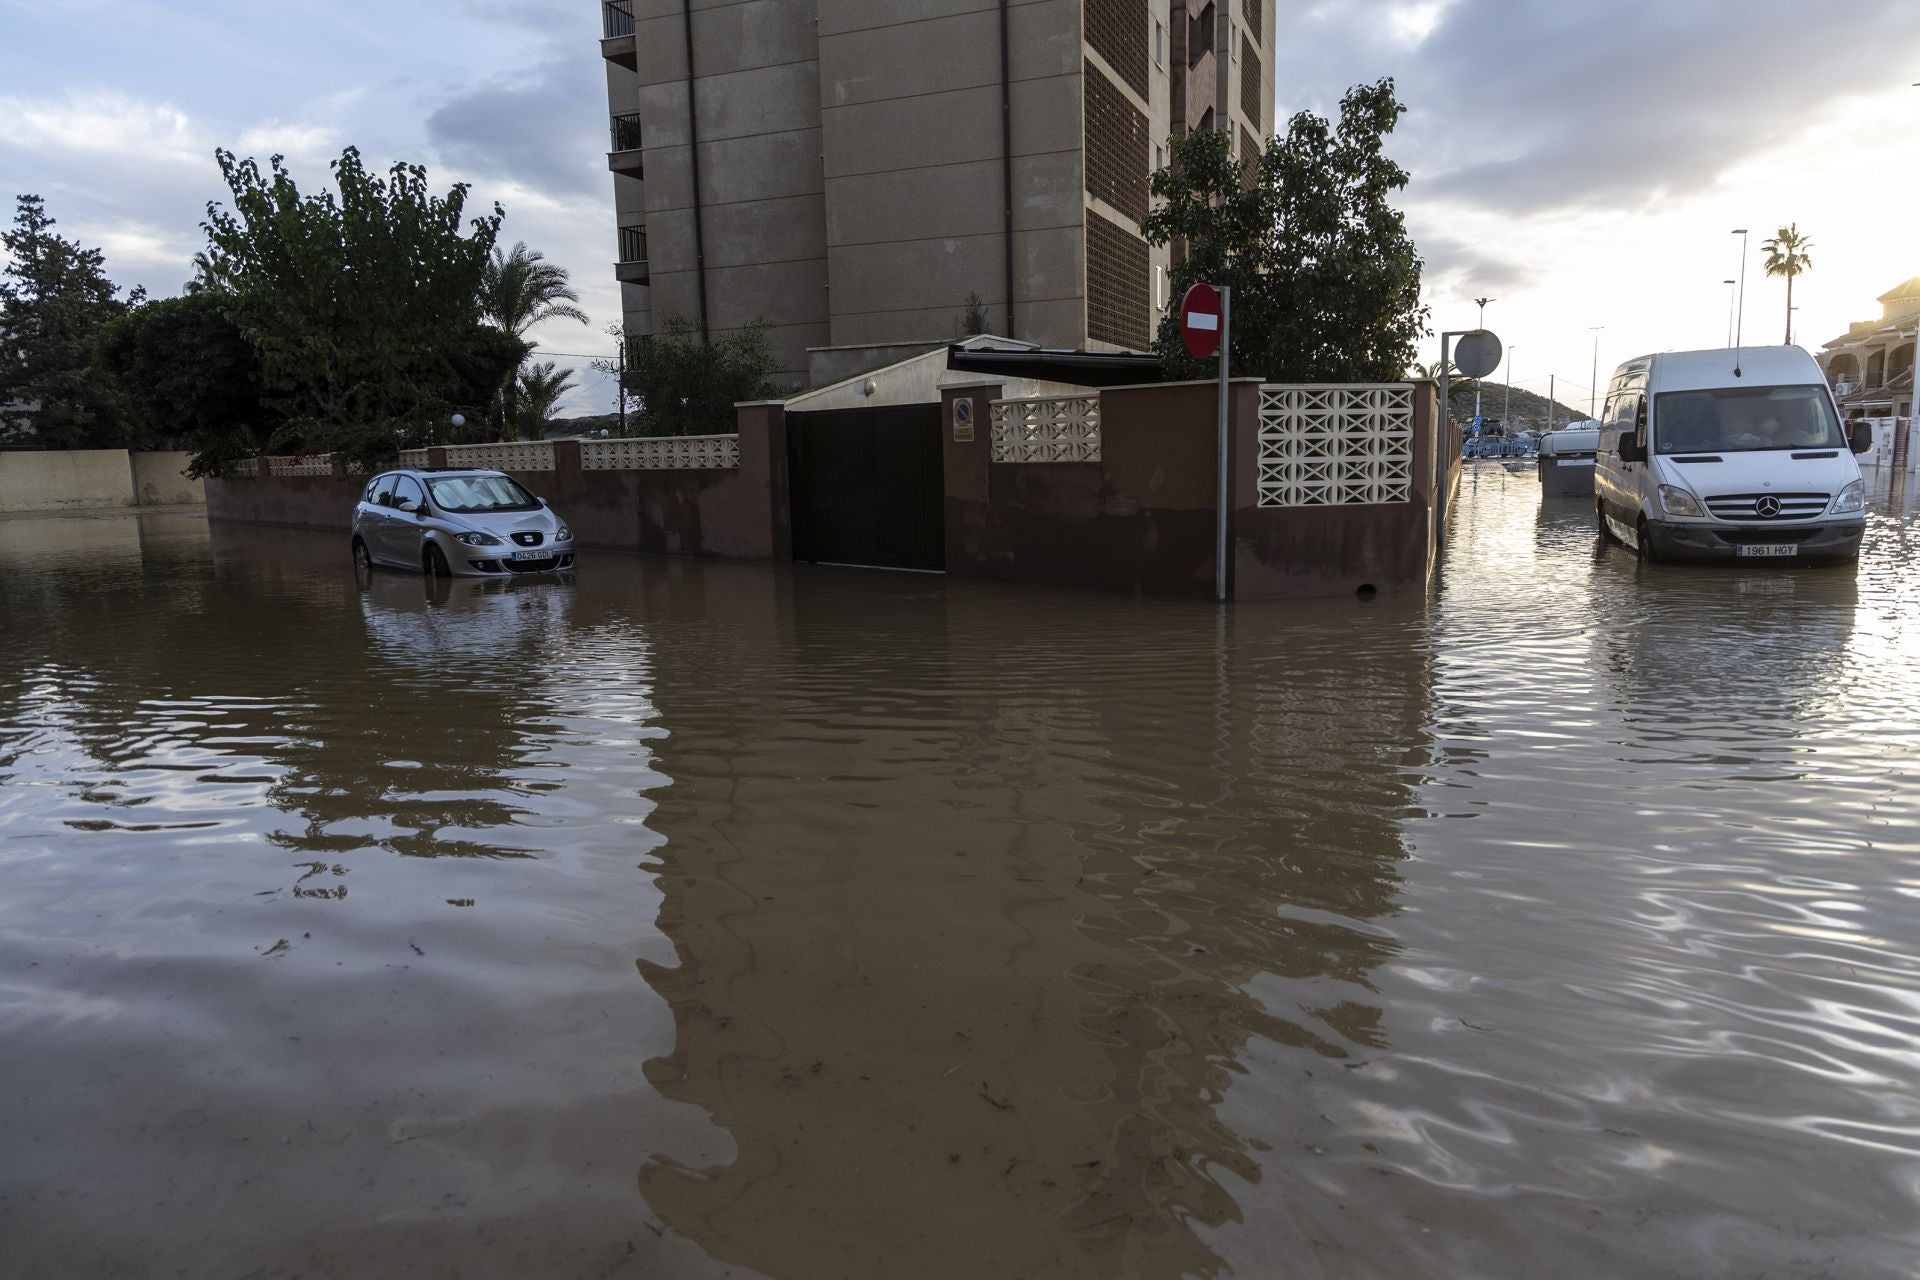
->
[[1737, 544, 1798, 558]]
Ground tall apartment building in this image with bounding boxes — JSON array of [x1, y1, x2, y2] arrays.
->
[[599, 0, 1276, 388]]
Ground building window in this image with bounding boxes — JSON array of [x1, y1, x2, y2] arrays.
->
[[1155, 21, 1165, 68]]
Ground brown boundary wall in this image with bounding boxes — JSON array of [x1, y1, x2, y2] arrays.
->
[[941, 379, 1456, 601], [204, 415, 790, 562]]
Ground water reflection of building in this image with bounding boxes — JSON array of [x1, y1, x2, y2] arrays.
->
[[1819, 277, 1919, 420], [630, 574, 1431, 1277]]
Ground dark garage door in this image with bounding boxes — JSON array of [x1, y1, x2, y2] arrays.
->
[[786, 404, 945, 571]]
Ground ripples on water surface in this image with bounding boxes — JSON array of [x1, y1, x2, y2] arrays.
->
[[2, 465, 1919, 1278]]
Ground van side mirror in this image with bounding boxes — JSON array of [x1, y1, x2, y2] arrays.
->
[[1848, 422, 1873, 454], [1618, 434, 1646, 464]]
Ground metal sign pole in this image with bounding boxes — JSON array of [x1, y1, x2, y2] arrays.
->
[[1215, 286, 1231, 604]]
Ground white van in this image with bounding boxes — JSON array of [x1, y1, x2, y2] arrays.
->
[[1594, 346, 1871, 563]]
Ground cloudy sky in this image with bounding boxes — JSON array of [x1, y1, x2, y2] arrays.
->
[[4, 0, 1918, 418]]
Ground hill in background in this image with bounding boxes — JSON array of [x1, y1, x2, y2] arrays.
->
[[1444, 379, 1593, 432]]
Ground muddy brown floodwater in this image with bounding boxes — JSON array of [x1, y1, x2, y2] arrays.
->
[[4, 465, 1920, 1278]]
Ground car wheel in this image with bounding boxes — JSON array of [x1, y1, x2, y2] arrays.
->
[[352, 536, 374, 573], [1635, 518, 1659, 564], [424, 543, 452, 577]]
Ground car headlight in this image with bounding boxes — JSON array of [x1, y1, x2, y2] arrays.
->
[[1830, 480, 1865, 515], [454, 531, 502, 547], [1657, 484, 1703, 517], [555, 526, 573, 542]]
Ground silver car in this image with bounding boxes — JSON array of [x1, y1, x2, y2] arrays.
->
[[350, 468, 576, 577]]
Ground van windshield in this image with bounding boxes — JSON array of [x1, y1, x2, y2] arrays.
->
[[426, 474, 540, 513], [1654, 385, 1842, 454]]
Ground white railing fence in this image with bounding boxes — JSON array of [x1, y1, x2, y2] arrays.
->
[[234, 435, 746, 479], [990, 394, 1101, 463], [581, 434, 740, 470], [1256, 384, 1416, 507], [442, 440, 555, 472]]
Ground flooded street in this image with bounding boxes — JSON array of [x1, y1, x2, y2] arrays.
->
[[5, 465, 1920, 1278]]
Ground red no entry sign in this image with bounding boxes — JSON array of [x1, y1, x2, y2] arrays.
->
[[1180, 283, 1222, 359]]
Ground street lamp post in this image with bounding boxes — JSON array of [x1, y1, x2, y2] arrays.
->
[[1472, 296, 1495, 424], [1589, 326, 1605, 421], [1504, 346, 1516, 433], [1723, 278, 1737, 348]]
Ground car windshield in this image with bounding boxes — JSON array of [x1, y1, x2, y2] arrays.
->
[[1655, 385, 1842, 454], [426, 474, 540, 513]]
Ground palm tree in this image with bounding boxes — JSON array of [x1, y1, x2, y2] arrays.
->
[[515, 361, 575, 441], [1762, 223, 1813, 345], [479, 242, 588, 434], [480, 242, 589, 338]]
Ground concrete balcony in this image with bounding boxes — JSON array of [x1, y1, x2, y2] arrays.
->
[[616, 226, 649, 285], [608, 111, 644, 177], [600, 1, 636, 70]]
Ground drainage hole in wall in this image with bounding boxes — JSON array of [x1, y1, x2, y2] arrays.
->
[[1355, 584, 1378, 600]]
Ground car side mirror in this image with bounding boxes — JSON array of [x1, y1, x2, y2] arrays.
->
[[1618, 434, 1645, 464], [1849, 422, 1873, 454]]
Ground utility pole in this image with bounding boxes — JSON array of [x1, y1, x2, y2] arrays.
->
[[1732, 228, 1749, 351], [1549, 373, 1556, 430], [1473, 297, 1494, 424], [1589, 326, 1605, 421]]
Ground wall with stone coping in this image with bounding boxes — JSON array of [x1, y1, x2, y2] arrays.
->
[[941, 379, 1454, 601], [203, 422, 790, 563]]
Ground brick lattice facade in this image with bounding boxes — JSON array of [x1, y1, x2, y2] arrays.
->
[[1084, 60, 1150, 221], [1240, 35, 1262, 126], [1085, 212, 1151, 350], [1085, 0, 1149, 97], [1242, 0, 1261, 42]]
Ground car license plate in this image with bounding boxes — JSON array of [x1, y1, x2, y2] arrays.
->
[[1736, 544, 1798, 558], [512, 549, 548, 562]]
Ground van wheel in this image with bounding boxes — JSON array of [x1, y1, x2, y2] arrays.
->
[[424, 544, 451, 577], [351, 536, 373, 573], [1596, 501, 1613, 543], [1635, 518, 1659, 564]]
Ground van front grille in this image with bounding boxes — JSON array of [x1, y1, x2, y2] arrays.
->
[[1704, 492, 1829, 521]]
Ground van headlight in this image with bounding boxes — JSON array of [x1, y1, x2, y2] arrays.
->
[[1829, 480, 1865, 515], [1657, 484, 1703, 517], [455, 531, 502, 547]]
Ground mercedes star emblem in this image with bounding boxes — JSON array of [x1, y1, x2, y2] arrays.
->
[[1756, 496, 1782, 518]]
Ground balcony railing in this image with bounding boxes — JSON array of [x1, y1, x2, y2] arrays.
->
[[602, 0, 635, 39], [619, 226, 648, 265], [610, 111, 644, 154]]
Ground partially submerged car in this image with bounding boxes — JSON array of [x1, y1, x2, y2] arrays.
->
[[351, 468, 576, 577]]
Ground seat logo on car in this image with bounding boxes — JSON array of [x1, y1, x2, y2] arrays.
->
[[1755, 496, 1782, 518]]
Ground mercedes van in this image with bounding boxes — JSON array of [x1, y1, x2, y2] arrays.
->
[[1594, 346, 1871, 563]]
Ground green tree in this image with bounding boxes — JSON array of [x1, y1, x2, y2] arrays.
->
[[1142, 79, 1427, 383], [1762, 223, 1813, 345], [514, 360, 575, 438], [198, 146, 513, 469], [0, 194, 144, 447], [94, 292, 270, 467], [479, 241, 587, 435], [621, 315, 777, 436]]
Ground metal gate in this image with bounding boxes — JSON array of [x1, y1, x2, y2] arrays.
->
[[786, 404, 945, 571]]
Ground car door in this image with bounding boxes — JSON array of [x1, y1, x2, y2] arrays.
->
[[360, 473, 397, 562], [383, 475, 428, 567]]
